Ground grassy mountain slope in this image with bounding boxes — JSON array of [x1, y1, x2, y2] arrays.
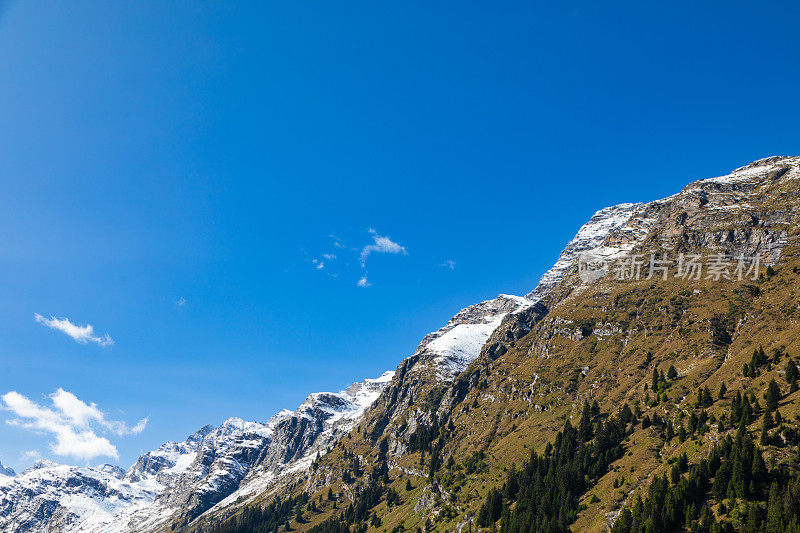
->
[[195, 157, 800, 533]]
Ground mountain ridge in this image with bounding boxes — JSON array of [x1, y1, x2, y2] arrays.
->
[[2, 155, 799, 532]]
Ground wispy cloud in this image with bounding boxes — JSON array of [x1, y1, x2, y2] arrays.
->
[[329, 234, 345, 249], [359, 229, 406, 267], [311, 252, 338, 271], [309, 230, 406, 287], [439, 259, 456, 270], [34, 314, 114, 347], [1, 389, 147, 462]]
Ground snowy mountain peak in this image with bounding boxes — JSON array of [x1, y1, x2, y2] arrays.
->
[[297, 371, 397, 426], [97, 464, 125, 479], [526, 156, 800, 306], [0, 369, 396, 533], [24, 459, 61, 472], [410, 293, 535, 380], [0, 462, 14, 478], [525, 202, 646, 302], [213, 417, 272, 438]]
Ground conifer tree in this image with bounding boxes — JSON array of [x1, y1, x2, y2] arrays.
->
[[765, 379, 781, 411], [766, 482, 783, 533], [667, 365, 678, 380], [785, 359, 799, 392], [761, 414, 771, 445]]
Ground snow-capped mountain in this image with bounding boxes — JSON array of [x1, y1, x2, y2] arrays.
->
[[0, 464, 13, 478], [3, 156, 797, 533], [525, 202, 647, 302], [0, 374, 393, 533], [0, 292, 536, 533], [412, 293, 536, 380], [528, 155, 798, 305]]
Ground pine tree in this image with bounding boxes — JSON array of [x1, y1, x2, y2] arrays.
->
[[704, 386, 713, 407], [665, 420, 674, 441], [765, 379, 781, 411], [766, 482, 783, 533], [761, 412, 772, 445], [667, 365, 678, 380], [785, 359, 799, 392], [742, 398, 753, 425], [763, 409, 774, 429], [719, 382, 727, 400]]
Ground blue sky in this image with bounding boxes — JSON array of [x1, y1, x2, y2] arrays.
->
[[0, 1, 798, 471]]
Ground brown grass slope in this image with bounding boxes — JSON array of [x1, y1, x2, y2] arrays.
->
[[194, 156, 800, 532]]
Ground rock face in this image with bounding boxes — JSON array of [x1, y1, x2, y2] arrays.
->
[[525, 202, 648, 303], [528, 155, 798, 308], [1, 156, 797, 532], [409, 294, 538, 381], [0, 374, 393, 533]]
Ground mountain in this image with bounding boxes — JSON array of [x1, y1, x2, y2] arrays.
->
[[0, 374, 394, 532], [215, 155, 800, 532], [0, 289, 539, 532], [2, 156, 800, 532]]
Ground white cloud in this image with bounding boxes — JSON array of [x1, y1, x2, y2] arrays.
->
[[34, 314, 114, 347], [329, 234, 345, 249], [1, 389, 147, 462], [359, 229, 406, 267], [439, 259, 456, 270], [312, 253, 338, 271], [357, 275, 371, 288]]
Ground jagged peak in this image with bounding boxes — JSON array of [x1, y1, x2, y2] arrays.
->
[[215, 417, 269, 435], [403, 293, 535, 380], [525, 202, 645, 301], [97, 463, 125, 478], [690, 156, 800, 188], [732, 155, 799, 172], [527, 155, 800, 305], [0, 461, 15, 477], [297, 371, 395, 417], [21, 459, 62, 474]]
